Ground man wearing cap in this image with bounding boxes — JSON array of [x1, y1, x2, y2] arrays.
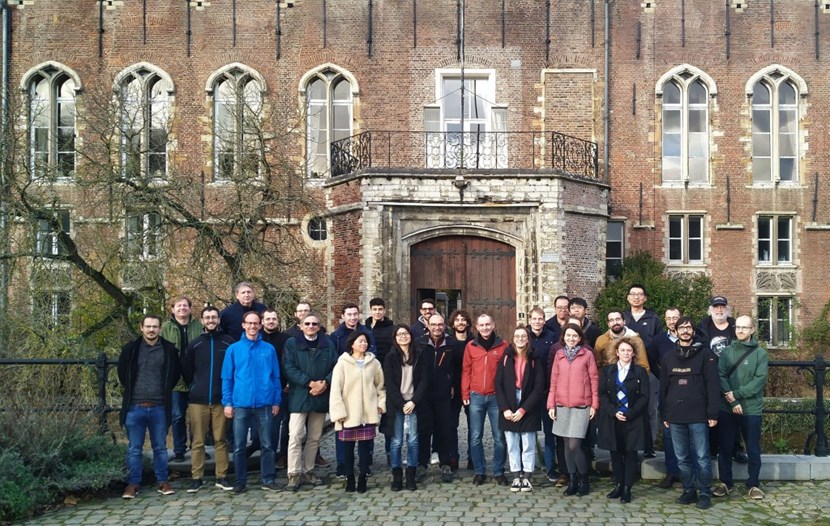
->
[[697, 296, 736, 358]]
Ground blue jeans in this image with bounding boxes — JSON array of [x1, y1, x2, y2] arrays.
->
[[718, 411, 762, 488], [249, 410, 283, 456], [390, 411, 418, 469], [670, 422, 713, 497], [663, 423, 680, 476], [541, 406, 556, 475], [233, 407, 275, 485], [468, 392, 506, 476], [171, 391, 189, 455], [125, 404, 169, 485]]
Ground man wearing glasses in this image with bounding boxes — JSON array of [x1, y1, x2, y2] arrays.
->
[[221, 310, 281, 493], [411, 299, 436, 339], [544, 295, 571, 342], [660, 316, 719, 510], [282, 313, 337, 491]]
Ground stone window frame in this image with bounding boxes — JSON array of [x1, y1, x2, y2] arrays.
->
[[20, 61, 83, 183], [756, 213, 794, 266], [114, 63, 175, 182], [301, 213, 328, 247], [299, 63, 359, 179], [31, 207, 73, 329], [125, 209, 162, 262], [745, 65, 808, 186], [655, 64, 717, 187], [205, 63, 268, 182], [756, 295, 793, 348], [666, 213, 705, 265]]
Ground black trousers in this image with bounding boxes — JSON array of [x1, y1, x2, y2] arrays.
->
[[418, 396, 454, 467], [343, 439, 372, 476], [611, 420, 638, 486]]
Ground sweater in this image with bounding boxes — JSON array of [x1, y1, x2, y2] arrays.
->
[[329, 352, 386, 430], [718, 338, 769, 416]]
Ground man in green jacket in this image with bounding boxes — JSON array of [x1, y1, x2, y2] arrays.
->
[[713, 315, 768, 501], [282, 313, 337, 491], [161, 296, 203, 461]]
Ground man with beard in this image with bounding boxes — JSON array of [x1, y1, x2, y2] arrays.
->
[[648, 307, 683, 488], [447, 309, 474, 470], [411, 299, 436, 340], [527, 306, 559, 481], [594, 311, 650, 372], [660, 317, 719, 510]]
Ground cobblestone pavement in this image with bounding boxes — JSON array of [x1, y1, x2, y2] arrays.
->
[[22, 423, 830, 526]]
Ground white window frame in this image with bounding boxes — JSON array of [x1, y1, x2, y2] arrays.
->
[[36, 209, 70, 257], [757, 214, 793, 265], [126, 211, 162, 261], [757, 296, 793, 347], [746, 66, 807, 185], [656, 65, 716, 186], [667, 214, 704, 265]]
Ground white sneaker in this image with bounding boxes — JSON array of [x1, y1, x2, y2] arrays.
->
[[521, 478, 533, 492], [430, 452, 439, 465], [510, 477, 522, 492]]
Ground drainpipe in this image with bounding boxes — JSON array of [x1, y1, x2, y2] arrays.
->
[[603, 0, 610, 181], [0, 0, 10, 354]]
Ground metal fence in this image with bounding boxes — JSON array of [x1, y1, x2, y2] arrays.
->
[[0, 353, 827, 456], [330, 130, 601, 180]]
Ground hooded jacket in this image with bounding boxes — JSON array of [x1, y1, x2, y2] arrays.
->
[[659, 341, 720, 424], [221, 332, 282, 409], [182, 330, 235, 406], [718, 337, 768, 416], [461, 334, 509, 400]]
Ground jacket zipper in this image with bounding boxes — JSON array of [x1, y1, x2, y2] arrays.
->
[[208, 335, 214, 406]]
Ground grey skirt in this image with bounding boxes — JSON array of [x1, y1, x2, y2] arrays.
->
[[552, 406, 591, 439]]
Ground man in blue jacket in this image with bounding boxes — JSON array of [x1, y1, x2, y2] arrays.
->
[[222, 310, 281, 493]]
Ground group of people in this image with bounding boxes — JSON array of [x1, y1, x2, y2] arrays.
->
[[117, 282, 769, 509]]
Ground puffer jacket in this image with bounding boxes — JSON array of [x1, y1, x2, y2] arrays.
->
[[329, 352, 386, 430], [547, 346, 599, 411]]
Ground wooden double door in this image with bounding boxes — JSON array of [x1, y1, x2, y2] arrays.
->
[[409, 236, 516, 335]]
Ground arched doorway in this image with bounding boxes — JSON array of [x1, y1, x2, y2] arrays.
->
[[410, 236, 516, 335]]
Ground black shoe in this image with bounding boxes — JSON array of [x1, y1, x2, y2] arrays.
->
[[172, 453, 185, 462], [659, 474, 680, 489], [564, 474, 579, 496], [366, 465, 373, 478], [357, 474, 368, 494], [676, 490, 698, 505], [644, 451, 656, 459], [440, 465, 454, 483], [607, 484, 623, 499], [187, 479, 204, 493], [620, 485, 632, 503], [472, 474, 486, 486], [345, 475, 356, 492], [415, 465, 427, 483], [233, 483, 247, 494], [696, 495, 712, 509], [391, 468, 403, 491], [733, 451, 749, 464], [577, 475, 590, 496], [405, 467, 418, 491], [336, 463, 347, 479], [215, 477, 233, 491], [495, 474, 509, 486], [261, 481, 280, 491]]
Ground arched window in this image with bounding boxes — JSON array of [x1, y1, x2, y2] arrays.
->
[[303, 67, 354, 178], [750, 71, 803, 184], [25, 64, 79, 180], [657, 66, 714, 184], [116, 65, 172, 180], [209, 65, 264, 181]]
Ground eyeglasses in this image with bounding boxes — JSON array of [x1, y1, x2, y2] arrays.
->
[[735, 326, 753, 331], [396, 332, 411, 338], [555, 306, 570, 311], [420, 307, 435, 312], [428, 323, 445, 327], [677, 325, 694, 331], [303, 322, 320, 327], [242, 321, 261, 326]]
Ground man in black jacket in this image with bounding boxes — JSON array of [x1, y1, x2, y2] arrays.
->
[[660, 316, 720, 510], [118, 315, 182, 499], [418, 313, 454, 483], [366, 297, 395, 365], [181, 306, 236, 493]]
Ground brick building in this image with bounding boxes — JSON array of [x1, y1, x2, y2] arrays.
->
[[1, 0, 827, 345]]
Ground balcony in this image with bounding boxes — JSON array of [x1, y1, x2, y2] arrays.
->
[[330, 130, 600, 180]]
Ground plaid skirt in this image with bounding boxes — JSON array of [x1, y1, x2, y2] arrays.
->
[[338, 424, 377, 442]]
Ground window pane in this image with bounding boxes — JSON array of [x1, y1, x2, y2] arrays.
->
[[688, 157, 707, 182], [688, 132, 707, 157], [663, 110, 681, 132], [779, 109, 797, 133], [753, 82, 771, 105], [688, 80, 707, 104], [688, 217, 702, 238], [333, 79, 351, 101], [779, 158, 795, 182], [307, 78, 326, 100], [779, 133, 796, 157], [443, 78, 462, 120], [757, 298, 772, 344], [688, 109, 706, 133], [779, 82, 797, 105], [663, 82, 681, 104], [669, 239, 682, 261], [662, 156, 681, 181], [662, 133, 681, 157], [752, 110, 770, 133], [752, 158, 771, 183], [775, 298, 791, 345], [752, 134, 771, 157]]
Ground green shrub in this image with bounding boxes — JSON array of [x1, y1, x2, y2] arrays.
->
[[594, 251, 712, 330], [0, 450, 39, 521]]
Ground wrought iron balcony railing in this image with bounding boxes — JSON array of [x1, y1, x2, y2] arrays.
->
[[330, 130, 600, 180]]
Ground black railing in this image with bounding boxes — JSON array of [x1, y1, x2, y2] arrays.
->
[[0, 352, 117, 435], [331, 130, 600, 180], [767, 355, 829, 457]]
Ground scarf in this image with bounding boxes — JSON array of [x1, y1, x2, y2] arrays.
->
[[563, 345, 581, 362]]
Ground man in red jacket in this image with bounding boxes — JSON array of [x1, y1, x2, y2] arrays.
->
[[462, 313, 509, 486]]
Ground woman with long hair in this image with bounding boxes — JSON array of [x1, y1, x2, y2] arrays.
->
[[330, 332, 386, 493], [495, 325, 545, 492], [382, 324, 432, 491], [597, 337, 649, 503], [546, 323, 599, 496]]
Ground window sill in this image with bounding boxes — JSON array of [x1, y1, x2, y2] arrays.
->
[[746, 183, 806, 190], [658, 182, 712, 189], [755, 263, 797, 269], [666, 262, 707, 268]]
